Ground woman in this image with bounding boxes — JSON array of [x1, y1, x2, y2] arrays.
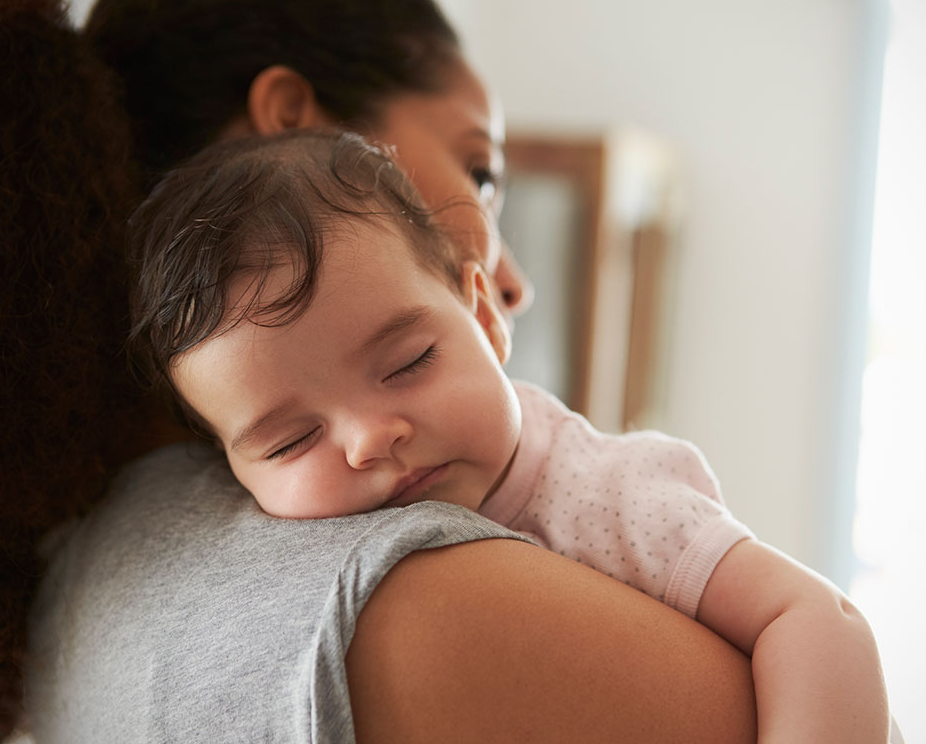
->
[[7, 1, 758, 740]]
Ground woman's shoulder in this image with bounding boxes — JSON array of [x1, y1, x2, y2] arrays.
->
[[27, 445, 528, 742]]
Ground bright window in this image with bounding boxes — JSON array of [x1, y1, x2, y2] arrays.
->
[[849, 1, 926, 741]]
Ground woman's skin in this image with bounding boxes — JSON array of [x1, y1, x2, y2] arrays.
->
[[348, 539, 758, 743]]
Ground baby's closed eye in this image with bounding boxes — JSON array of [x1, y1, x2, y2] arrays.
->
[[383, 345, 440, 383], [267, 427, 322, 461]]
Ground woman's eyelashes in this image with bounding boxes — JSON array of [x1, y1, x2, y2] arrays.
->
[[469, 165, 506, 207], [384, 345, 439, 383], [267, 427, 321, 461]]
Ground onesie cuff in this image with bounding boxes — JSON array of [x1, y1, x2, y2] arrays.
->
[[664, 517, 754, 618]]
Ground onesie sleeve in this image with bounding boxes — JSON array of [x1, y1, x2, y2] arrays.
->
[[620, 433, 756, 618], [496, 385, 754, 619]]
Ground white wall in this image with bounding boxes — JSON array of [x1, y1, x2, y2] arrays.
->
[[442, 0, 884, 582]]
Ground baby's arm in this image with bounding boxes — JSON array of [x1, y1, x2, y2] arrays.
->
[[698, 538, 889, 744]]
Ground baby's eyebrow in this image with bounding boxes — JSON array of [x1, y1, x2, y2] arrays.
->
[[355, 306, 434, 357]]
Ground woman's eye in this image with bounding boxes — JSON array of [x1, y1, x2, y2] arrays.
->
[[470, 166, 504, 206], [267, 428, 320, 461], [385, 345, 439, 383]]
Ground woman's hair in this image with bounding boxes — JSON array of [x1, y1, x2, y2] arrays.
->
[[0, 0, 146, 735], [85, 0, 461, 182], [129, 129, 460, 424]]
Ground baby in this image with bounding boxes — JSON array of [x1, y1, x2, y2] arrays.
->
[[130, 129, 891, 744]]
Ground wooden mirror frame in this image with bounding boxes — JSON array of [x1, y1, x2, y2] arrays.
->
[[501, 131, 682, 431]]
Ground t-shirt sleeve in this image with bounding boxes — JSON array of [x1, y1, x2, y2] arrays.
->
[[26, 443, 533, 744], [308, 502, 536, 743]]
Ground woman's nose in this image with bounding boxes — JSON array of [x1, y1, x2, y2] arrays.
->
[[343, 412, 413, 470], [495, 243, 535, 317]]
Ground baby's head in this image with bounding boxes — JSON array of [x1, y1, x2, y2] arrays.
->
[[130, 130, 521, 517]]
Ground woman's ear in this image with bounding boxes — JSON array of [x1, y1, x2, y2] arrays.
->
[[247, 65, 332, 135], [461, 261, 512, 365]]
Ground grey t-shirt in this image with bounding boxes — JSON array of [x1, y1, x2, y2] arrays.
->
[[26, 442, 530, 742]]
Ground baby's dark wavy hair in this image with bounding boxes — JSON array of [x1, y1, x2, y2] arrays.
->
[[0, 0, 146, 735], [129, 129, 460, 426]]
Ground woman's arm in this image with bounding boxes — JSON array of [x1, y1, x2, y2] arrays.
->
[[347, 538, 758, 744]]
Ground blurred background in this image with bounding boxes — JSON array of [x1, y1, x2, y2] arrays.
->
[[65, 0, 924, 738], [444, 0, 924, 738]]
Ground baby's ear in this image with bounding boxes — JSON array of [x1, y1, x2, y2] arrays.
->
[[247, 65, 332, 134], [461, 261, 511, 365]]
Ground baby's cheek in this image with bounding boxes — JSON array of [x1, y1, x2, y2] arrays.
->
[[228, 458, 318, 519], [273, 463, 347, 519], [235, 464, 290, 518], [460, 374, 521, 469]]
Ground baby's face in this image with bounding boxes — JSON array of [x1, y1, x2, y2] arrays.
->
[[171, 222, 521, 518]]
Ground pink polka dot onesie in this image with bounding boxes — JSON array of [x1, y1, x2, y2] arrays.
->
[[478, 381, 754, 618]]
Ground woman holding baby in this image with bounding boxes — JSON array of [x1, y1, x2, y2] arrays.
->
[[1, 0, 779, 740]]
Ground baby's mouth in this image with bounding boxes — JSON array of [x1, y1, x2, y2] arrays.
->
[[385, 464, 449, 507]]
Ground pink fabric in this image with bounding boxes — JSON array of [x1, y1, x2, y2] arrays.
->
[[479, 381, 753, 618]]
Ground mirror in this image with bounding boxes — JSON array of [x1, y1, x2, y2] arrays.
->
[[500, 130, 683, 432]]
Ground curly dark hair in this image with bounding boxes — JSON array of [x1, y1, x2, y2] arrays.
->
[[86, 0, 460, 183], [2, 0, 467, 734], [0, 0, 147, 735], [128, 129, 460, 425]]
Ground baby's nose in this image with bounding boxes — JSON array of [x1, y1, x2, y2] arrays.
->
[[343, 413, 413, 470]]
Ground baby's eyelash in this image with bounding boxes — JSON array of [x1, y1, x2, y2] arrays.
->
[[267, 428, 320, 461], [385, 345, 439, 382]]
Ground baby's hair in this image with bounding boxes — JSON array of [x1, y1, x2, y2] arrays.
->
[[129, 129, 461, 411]]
